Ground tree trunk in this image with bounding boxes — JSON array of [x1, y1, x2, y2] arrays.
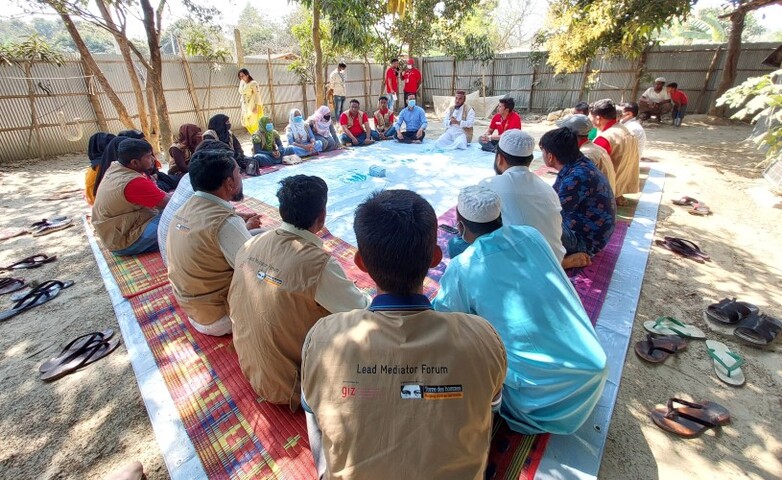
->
[[24, 62, 44, 160], [146, 78, 160, 152], [140, 0, 172, 152], [313, 0, 324, 106], [709, 10, 745, 117], [54, 8, 137, 130]]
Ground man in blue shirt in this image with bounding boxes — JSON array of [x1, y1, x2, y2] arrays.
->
[[433, 185, 607, 435], [395, 93, 428, 144], [540, 127, 616, 270]]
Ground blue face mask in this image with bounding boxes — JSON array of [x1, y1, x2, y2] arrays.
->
[[265, 123, 274, 132], [293, 115, 303, 123], [408, 100, 416, 108]]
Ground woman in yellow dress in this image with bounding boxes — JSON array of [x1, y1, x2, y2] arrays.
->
[[238, 68, 264, 134]]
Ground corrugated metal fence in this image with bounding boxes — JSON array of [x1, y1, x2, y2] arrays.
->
[[0, 43, 777, 162]]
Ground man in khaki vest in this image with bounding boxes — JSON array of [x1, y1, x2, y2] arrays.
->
[[338, 99, 374, 146], [92, 139, 171, 255], [229, 175, 370, 410], [590, 99, 639, 206], [167, 149, 262, 336], [371, 95, 397, 140], [301, 189, 507, 479], [558, 114, 617, 194], [435, 90, 475, 150]]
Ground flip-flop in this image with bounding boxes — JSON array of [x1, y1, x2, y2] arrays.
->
[[31, 217, 74, 237], [40, 337, 121, 382], [688, 203, 712, 216], [38, 329, 115, 374], [705, 340, 745, 386], [655, 237, 710, 263], [634, 334, 688, 363], [650, 398, 731, 438], [672, 196, 698, 206], [733, 313, 782, 346], [1, 254, 57, 270], [643, 316, 706, 339], [0, 280, 74, 322], [0, 277, 26, 295], [30, 216, 68, 230], [704, 298, 759, 325], [9, 280, 42, 301]]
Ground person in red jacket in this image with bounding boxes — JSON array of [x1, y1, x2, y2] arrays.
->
[[402, 58, 422, 107], [385, 58, 400, 110], [479, 97, 522, 152], [666, 82, 689, 127]]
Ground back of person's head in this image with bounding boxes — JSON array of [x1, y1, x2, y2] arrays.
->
[[117, 138, 152, 166], [589, 99, 617, 120], [188, 148, 237, 192], [574, 101, 590, 115], [457, 185, 503, 237], [623, 102, 639, 118], [667, 82, 678, 89], [499, 96, 515, 111], [277, 175, 328, 230], [354, 190, 437, 295], [557, 114, 593, 138], [497, 130, 535, 166], [194, 138, 228, 153], [88, 132, 116, 162], [118, 129, 145, 139], [539, 127, 581, 165]]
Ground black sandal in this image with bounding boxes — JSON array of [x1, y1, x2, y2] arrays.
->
[[734, 313, 782, 346], [1, 254, 57, 270], [0, 280, 74, 322], [705, 298, 759, 325]]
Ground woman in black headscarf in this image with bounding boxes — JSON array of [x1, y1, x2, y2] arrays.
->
[[206, 114, 248, 170], [85, 132, 116, 205]]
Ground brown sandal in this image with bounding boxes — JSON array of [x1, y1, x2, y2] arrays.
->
[[650, 398, 730, 438], [634, 334, 688, 363]]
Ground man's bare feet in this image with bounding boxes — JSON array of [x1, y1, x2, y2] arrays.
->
[[562, 252, 592, 270], [616, 196, 629, 206]]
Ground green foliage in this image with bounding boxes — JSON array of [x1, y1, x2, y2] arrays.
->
[[718, 69, 782, 167], [288, 8, 345, 83], [657, 7, 766, 45], [2, 33, 65, 66], [0, 17, 114, 54], [237, 4, 299, 55]]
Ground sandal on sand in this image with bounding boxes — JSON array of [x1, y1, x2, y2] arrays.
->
[[38, 329, 115, 374], [655, 237, 710, 263], [1, 254, 57, 270], [40, 337, 120, 382], [0, 277, 27, 295], [650, 398, 730, 438], [30, 217, 73, 237], [0, 280, 74, 322], [733, 313, 782, 346], [705, 340, 745, 386], [634, 334, 688, 363], [688, 203, 712, 216], [643, 316, 706, 339], [704, 298, 759, 325], [672, 196, 698, 206]]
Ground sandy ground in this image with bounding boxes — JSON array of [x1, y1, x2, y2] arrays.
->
[[0, 116, 780, 480]]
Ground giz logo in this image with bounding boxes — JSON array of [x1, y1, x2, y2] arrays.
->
[[341, 386, 356, 398]]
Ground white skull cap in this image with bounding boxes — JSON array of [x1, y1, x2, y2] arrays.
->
[[458, 185, 501, 224], [498, 129, 535, 157], [655, 77, 666, 83]]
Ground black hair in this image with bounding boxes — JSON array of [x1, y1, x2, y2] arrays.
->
[[277, 175, 328, 230], [496, 144, 533, 167], [539, 127, 581, 165], [667, 82, 678, 89], [379, 95, 388, 101], [391, 58, 398, 64], [189, 148, 237, 192], [354, 190, 437, 295], [117, 139, 152, 166], [574, 102, 590, 115], [499, 97, 515, 111], [118, 129, 145, 139], [338, 62, 347, 69], [456, 211, 503, 237], [194, 138, 232, 153], [350, 99, 360, 106], [238, 68, 253, 82], [589, 99, 617, 120], [623, 102, 639, 117]]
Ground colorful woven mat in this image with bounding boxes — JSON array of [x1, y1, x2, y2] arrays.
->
[[98, 245, 168, 299]]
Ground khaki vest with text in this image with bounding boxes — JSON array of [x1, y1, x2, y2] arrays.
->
[[447, 103, 474, 143], [373, 109, 392, 131]]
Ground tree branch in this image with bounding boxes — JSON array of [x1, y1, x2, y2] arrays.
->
[[719, 0, 782, 18]]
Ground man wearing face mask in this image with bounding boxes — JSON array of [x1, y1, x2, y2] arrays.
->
[[394, 94, 427, 144], [167, 149, 262, 337], [402, 58, 422, 107]]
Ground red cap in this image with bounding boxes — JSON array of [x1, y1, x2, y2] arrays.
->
[[407, 58, 414, 64]]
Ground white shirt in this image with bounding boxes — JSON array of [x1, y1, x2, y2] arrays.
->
[[480, 166, 566, 262], [159, 174, 195, 266], [622, 118, 647, 158], [442, 105, 476, 130], [642, 86, 669, 103], [279, 222, 372, 313]]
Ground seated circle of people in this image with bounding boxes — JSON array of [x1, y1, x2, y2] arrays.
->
[[433, 185, 608, 435], [251, 115, 294, 167], [205, 114, 249, 171], [435, 90, 476, 150], [339, 99, 375, 146], [168, 123, 202, 176], [590, 99, 640, 206], [372, 95, 397, 140], [394, 93, 427, 143], [307, 105, 341, 152], [540, 127, 616, 270], [638, 77, 672, 121], [286, 108, 323, 157], [92, 138, 171, 255], [461, 129, 565, 262], [619, 102, 647, 159], [558, 114, 617, 194], [301, 189, 506, 479], [229, 175, 371, 410], [166, 148, 262, 337], [479, 96, 522, 152]]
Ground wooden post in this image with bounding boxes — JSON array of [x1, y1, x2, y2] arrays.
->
[[266, 50, 278, 120], [301, 82, 309, 122], [81, 58, 108, 131], [490, 58, 496, 97], [481, 64, 486, 97], [451, 57, 457, 95], [528, 64, 537, 112], [234, 28, 244, 67], [24, 62, 44, 160], [178, 38, 207, 127], [363, 57, 370, 109], [630, 48, 648, 101], [698, 45, 723, 114], [576, 59, 592, 103]]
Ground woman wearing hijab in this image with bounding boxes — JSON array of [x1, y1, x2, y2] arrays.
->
[[206, 114, 248, 170], [307, 105, 340, 152], [251, 116, 294, 167], [85, 132, 116, 205], [92, 135, 130, 199], [239, 68, 264, 134], [168, 124, 202, 175], [286, 108, 322, 158]]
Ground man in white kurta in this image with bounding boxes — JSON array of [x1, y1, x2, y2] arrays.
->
[[621, 102, 647, 159], [435, 91, 475, 150]]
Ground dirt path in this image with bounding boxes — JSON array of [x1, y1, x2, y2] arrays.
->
[[0, 118, 780, 479]]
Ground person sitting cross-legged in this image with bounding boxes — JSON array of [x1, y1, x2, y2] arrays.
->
[[371, 95, 397, 140], [92, 138, 171, 255], [394, 93, 427, 144], [541, 127, 616, 270], [252, 116, 294, 167], [229, 175, 371, 410], [287, 108, 323, 158], [433, 185, 607, 435], [167, 148, 262, 337], [558, 114, 617, 194], [301, 189, 507, 479], [479, 96, 521, 152], [435, 90, 475, 150], [339, 99, 375, 146], [308, 105, 341, 152]]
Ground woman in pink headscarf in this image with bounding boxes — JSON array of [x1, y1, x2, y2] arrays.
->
[[307, 105, 340, 152]]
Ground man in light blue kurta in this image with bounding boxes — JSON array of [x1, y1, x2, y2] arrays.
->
[[394, 93, 428, 143], [433, 185, 607, 435]]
